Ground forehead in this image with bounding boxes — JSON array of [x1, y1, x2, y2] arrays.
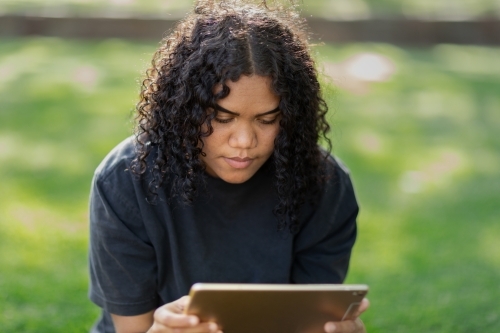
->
[[216, 75, 280, 113]]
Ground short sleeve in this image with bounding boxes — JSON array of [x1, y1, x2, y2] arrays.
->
[[88, 168, 159, 316], [291, 158, 358, 284]]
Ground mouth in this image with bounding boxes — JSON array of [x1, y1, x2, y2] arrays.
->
[[223, 156, 254, 169]]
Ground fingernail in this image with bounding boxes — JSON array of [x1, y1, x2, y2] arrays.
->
[[189, 316, 199, 325], [325, 322, 336, 333], [208, 322, 218, 331]]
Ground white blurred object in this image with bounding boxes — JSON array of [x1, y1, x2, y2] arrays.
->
[[73, 65, 99, 90], [344, 53, 396, 82], [323, 52, 396, 94]]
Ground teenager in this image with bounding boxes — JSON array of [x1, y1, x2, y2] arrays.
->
[[89, 1, 369, 332]]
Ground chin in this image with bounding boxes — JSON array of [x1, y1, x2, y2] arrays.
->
[[218, 171, 255, 184], [220, 176, 252, 184]]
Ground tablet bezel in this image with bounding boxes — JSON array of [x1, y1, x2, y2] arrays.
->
[[185, 283, 368, 333]]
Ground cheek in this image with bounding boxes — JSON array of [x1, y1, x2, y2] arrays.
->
[[201, 130, 225, 154], [263, 125, 280, 148]]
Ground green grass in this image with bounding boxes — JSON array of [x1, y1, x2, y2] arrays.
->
[[0, 37, 149, 331], [317, 43, 500, 332], [1, 37, 499, 332]]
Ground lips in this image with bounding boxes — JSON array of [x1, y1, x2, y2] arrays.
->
[[223, 157, 254, 169]]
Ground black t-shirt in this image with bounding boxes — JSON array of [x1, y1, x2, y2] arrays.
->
[[88, 136, 359, 333]]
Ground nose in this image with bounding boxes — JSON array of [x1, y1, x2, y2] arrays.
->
[[228, 122, 257, 149]]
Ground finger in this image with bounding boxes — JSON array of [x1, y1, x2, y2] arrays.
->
[[150, 320, 221, 333], [352, 298, 370, 317], [324, 318, 364, 333], [178, 295, 192, 308], [154, 306, 199, 328], [173, 322, 221, 333], [166, 296, 192, 314]]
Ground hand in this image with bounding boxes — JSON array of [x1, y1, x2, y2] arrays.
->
[[148, 296, 222, 333], [323, 298, 369, 333]]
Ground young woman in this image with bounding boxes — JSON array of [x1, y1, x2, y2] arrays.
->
[[88, 1, 369, 332]]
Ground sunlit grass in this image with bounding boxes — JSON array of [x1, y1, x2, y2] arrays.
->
[[0, 37, 147, 331], [315, 42, 500, 332], [1, 37, 499, 332]]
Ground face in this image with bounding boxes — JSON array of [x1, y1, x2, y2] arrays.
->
[[200, 74, 281, 184]]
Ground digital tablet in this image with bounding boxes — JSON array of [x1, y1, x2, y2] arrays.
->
[[185, 283, 368, 333]]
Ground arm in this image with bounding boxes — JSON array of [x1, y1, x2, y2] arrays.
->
[[292, 159, 358, 284], [89, 142, 221, 333], [89, 173, 159, 316], [111, 311, 154, 333], [111, 297, 220, 333], [293, 158, 368, 333]]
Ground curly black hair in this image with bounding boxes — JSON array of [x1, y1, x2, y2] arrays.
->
[[131, 0, 331, 233]]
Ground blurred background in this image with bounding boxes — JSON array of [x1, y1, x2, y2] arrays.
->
[[1, 0, 499, 332]]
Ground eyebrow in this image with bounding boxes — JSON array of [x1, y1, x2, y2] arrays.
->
[[215, 104, 281, 116]]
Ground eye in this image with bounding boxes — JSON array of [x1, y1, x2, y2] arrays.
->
[[208, 108, 234, 124], [214, 117, 234, 124], [258, 118, 278, 125], [258, 113, 280, 125]]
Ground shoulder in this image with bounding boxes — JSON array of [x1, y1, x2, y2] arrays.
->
[[90, 136, 146, 222], [91, 136, 145, 206], [93, 136, 137, 185], [319, 147, 354, 190], [311, 147, 358, 218]]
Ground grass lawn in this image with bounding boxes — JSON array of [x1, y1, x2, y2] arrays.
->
[[0, 37, 499, 332]]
